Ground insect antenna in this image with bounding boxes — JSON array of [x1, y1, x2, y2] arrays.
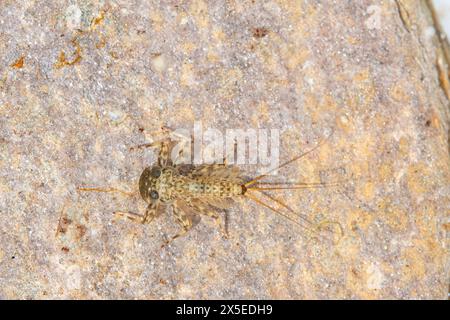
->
[[77, 186, 135, 197], [244, 129, 334, 188]]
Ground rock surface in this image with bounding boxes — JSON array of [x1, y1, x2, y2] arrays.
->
[[0, 0, 449, 299]]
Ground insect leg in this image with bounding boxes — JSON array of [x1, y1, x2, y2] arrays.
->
[[142, 203, 161, 224], [162, 202, 199, 247], [187, 198, 229, 238], [199, 207, 229, 238], [172, 134, 192, 165], [156, 128, 192, 166], [115, 203, 160, 224], [114, 211, 145, 223], [132, 127, 193, 166], [130, 139, 172, 166]]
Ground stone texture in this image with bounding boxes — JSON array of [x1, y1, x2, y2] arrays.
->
[[0, 0, 449, 299], [433, 0, 450, 37]]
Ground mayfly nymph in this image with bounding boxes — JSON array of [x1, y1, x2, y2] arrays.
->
[[78, 127, 343, 246]]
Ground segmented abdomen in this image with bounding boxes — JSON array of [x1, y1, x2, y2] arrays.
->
[[180, 178, 243, 198]]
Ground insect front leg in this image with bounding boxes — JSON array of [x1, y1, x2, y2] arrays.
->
[[114, 211, 145, 223], [131, 126, 191, 167], [131, 139, 173, 167], [156, 130, 192, 166], [142, 203, 161, 224], [115, 203, 160, 224]]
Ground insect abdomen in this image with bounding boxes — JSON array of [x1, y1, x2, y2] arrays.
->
[[185, 180, 243, 198]]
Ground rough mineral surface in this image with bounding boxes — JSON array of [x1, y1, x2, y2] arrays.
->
[[0, 0, 449, 299]]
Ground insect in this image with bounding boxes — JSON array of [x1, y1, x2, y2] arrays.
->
[[78, 127, 343, 246]]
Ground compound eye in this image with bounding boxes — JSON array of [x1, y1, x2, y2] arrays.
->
[[150, 167, 161, 178], [150, 190, 159, 200]]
